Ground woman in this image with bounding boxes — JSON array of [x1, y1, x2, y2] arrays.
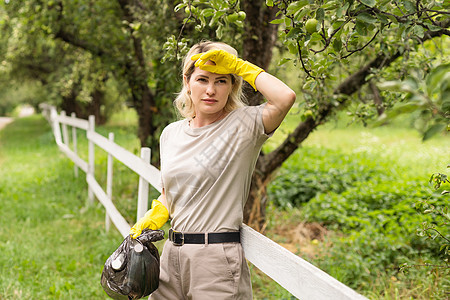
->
[[130, 40, 296, 299]]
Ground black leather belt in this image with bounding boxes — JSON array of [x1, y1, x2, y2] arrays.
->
[[169, 228, 240, 246]]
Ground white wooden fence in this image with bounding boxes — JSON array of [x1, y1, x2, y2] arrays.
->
[[40, 103, 368, 300]]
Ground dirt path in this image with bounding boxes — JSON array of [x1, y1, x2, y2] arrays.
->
[[0, 117, 14, 130]]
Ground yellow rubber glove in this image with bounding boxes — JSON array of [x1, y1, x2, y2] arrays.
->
[[191, 49, 264, 91], [130, 199, 169, 239]]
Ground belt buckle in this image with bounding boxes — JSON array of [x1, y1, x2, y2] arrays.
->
[[170, 229, 184, 246]]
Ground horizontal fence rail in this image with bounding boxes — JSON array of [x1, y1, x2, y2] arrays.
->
[[86, 130, 161, 191], [41, 104, 368, 300]]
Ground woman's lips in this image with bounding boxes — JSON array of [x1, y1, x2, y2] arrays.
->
[[201, 98, 218, 104]]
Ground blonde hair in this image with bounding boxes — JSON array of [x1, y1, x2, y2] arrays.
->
[[174, 41, 246, 119]]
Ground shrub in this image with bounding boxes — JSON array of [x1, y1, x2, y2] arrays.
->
[[268, 146, 387, 209]]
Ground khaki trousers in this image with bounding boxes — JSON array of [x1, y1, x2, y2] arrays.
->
[[149, 240, 252, 300]]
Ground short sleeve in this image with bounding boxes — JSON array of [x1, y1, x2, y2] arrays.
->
[[239, 104, 272, 147]]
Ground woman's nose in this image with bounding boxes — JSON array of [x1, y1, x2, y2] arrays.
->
[[206, 83, 215, 95]]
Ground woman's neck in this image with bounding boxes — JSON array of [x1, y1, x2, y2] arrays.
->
[[190, 110, 227, 128]]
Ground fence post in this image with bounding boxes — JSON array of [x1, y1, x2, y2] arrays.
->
[[61, 111, 69, 146], [105, 132, 114, 232], [50, 107, 62, 145], [87, 115, 95, 204], [137, 147, 151, 220], [70, 112, 79, 178]]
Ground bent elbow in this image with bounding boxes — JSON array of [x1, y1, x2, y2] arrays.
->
[[286, 89, 296, 107]]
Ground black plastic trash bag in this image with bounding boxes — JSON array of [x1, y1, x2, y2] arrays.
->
[[101, 229, 165, 300]]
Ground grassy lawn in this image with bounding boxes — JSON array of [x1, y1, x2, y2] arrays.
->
[[0, 116, 124, 299], [0, 111, 448, 299]]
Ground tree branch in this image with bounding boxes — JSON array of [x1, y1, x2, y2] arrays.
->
[[297, 40, 314, 79], [54, 28, 105, 57], [175, 1, 193, 58], [342, 29, 380, 59], [50, 1, 104, 57], [310, 18, 352, 55], [117, 0, 147, 69], [424, 228, 450, 244], [369, 80, 385, 116]]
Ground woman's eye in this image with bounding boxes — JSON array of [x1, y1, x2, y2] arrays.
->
[[198, 78, 207, 82], [217, 80, 227, 84]]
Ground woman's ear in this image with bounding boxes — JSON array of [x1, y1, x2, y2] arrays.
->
[[183, 75, 190, 93]]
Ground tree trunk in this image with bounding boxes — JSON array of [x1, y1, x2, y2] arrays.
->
[[244, 162, 275, 232], [131, 77, 157, 150], [60, 81, 82, 119], [117, 0, 160, 164], [242, 1, 279, 106], [90, 87, 107, 125], [60, 76, 108, 125]]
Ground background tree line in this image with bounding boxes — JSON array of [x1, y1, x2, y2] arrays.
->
[[1, 0, 448, 229]]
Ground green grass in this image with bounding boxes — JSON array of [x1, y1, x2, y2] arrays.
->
[[0, 116, 125, 299]]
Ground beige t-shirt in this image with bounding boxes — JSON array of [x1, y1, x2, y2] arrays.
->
[[160, 104, 270, 233]]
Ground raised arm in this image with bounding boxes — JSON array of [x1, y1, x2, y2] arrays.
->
[[255, 72, 296, 134]]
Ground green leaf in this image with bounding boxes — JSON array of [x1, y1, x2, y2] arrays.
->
[[428, 24, 443, 31], [376, 13, 389, 24], [285, 17, 292, 27], [266, 0, 274, 7], [389, 102, 421, 116], [332, 20, 346, 30], [286, 27, 302, 39], [209, 11, 225, 26], [356, 12, 377, 24], [333, 38, 342, 52], [441, 94, 450, 112], [278, 58, 291, 66], [296, 8, 312, 21], [287, 42, 298, 54], [209, 0, 222, 10], [426, 63, 450, 95], [401, 26, 413, 40], [385, 14, 398, 24], [403, 1, 416, 13], [270, 18, 284, 25], [310, 32, 323, 42], [174, 3, 186, 12], [377, 81, 402, 91], [423, 123, 446, 141], [355, 20, 368, 35], [315, 8, 325, 21], [403, 77, 418, 91], [130, 22, 141, 31], [360, 0, 376, 8], [336, 3, 350, 18], [413, 25, 425, 38], [201, 8, 215, 18], [287, 0, 309, 15], [216, 26, 224, 39]]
